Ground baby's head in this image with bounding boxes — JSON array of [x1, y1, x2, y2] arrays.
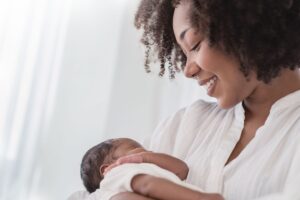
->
[[80, 138, 144, 193]]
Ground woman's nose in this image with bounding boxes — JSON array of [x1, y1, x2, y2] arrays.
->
[[183, 58, 201, 78]]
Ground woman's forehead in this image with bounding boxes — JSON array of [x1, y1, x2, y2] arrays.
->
[[173, 1, 193, 42]]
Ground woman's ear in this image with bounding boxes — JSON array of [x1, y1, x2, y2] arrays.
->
[[99, 164, 110, 178]]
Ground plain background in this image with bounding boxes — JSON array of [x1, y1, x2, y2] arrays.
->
[[0, 0, 214, 199]]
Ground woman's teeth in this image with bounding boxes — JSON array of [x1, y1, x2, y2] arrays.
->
[[204, 76, 217, 91]]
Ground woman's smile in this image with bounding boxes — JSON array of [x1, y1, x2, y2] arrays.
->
[[199, 75, 218, 96]]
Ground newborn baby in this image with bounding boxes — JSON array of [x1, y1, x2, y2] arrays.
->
[[77, 138, 208, 200]]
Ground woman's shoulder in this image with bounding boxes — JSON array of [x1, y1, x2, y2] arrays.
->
[[187, 99, 218, 110], [161, 99, 240, 133], [145, 99, 240, 153], [180, 99, 235, 119], [161, 99, 219, 125]]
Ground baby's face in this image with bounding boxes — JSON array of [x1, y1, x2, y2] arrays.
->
[[112, 138, 146, 160]]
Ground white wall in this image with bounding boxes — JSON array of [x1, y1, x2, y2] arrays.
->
[[102, 2, 215, 141], [20, 0, 214, 199], [30, 1, 131, 199]]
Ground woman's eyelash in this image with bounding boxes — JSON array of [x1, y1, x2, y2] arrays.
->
[[190, 41, 201, 51]]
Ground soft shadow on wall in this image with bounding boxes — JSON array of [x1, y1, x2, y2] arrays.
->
[[30, 1, 136, 200]]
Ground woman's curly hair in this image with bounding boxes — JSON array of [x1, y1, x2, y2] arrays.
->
[[134, 0, 300, 83]]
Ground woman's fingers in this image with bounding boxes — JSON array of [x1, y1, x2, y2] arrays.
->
[[104, 154, 144, 175], [201, 193, 224, 200], [115, 148, 150, 165], [117, 154, 143, 164], [103, 162, 119, 175]]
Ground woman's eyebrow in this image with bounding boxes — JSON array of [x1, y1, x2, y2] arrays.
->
[[180, 28, 190, 40]]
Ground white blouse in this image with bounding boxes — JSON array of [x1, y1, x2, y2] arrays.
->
[[144, 89, 300, 200]]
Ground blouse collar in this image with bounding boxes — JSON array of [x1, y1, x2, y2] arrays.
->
[[234, 89, 300, 119], [270, 89, 300, 114]]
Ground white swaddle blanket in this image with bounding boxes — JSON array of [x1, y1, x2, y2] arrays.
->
[[67, 163, 202, 200]]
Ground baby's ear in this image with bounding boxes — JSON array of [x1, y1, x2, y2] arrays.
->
[[99, 164, 110, 178]]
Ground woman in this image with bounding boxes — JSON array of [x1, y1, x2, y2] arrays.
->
[[113, 0, 300, 199]]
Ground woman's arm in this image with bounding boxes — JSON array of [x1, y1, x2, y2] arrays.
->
[[110, 192, 156, 200], [142, 152, 189, 180], [117, 152, 188, 180], [131, 174, 224, 200]]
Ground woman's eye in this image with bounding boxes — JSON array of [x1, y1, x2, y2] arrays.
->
[[190, 41, 201, 52]]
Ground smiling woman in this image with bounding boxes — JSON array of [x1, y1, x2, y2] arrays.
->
[[113, 0, 300, 200], [171, 1, 259, 109]]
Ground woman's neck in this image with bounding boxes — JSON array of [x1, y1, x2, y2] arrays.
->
[[243, 69, 300, 121]]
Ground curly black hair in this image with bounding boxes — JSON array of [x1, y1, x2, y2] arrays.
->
[[134, 0, 300, 83], [80, 139, 115, 193]]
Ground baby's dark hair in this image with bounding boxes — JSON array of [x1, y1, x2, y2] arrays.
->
[[135, 0, 300, 83], [80, 139, 115, 193]]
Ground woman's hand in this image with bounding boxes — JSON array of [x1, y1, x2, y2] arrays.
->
[[132, 174, 224, 200], [104, 150, 149, 175], [110, 191, 223, 200], [116, 148, 152, 165], [110, 192, 156, 200], [116, 152, 144, 164], [197, 193, 224, 200]]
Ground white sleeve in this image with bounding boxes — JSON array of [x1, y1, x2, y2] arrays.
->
[[245, 144, 300, 200], [143, 107, 187, 155], [143, 99, 216, 160]]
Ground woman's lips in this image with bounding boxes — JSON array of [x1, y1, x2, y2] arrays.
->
[[198, 75, 218, 94]]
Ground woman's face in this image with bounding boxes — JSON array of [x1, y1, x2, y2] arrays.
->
[[173, 1, 259, 109]]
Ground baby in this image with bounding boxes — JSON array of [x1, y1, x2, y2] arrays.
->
[[79, 138, 212, 200]]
